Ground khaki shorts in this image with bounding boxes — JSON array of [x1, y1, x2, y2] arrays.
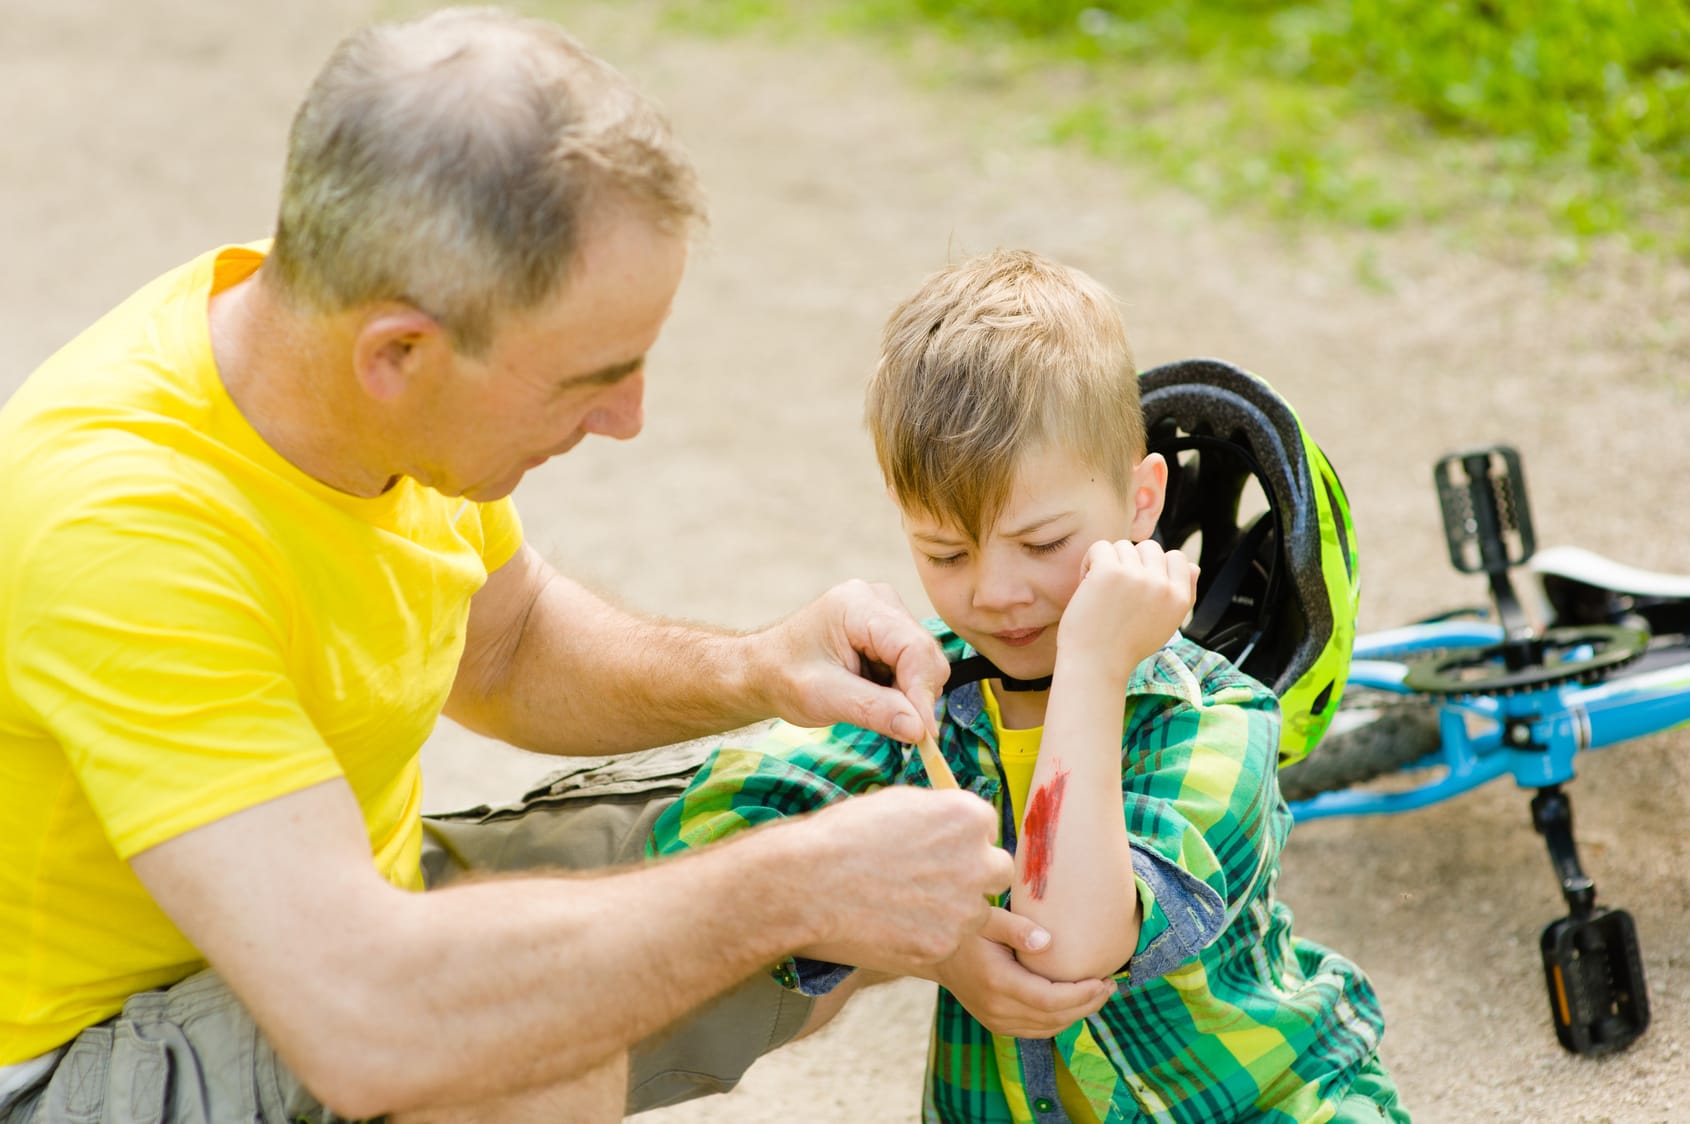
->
[[4, 740, 813, 1123]]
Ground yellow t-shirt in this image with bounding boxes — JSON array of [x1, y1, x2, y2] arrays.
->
[[0, 244, 523, 1062], [979, 679, 1043, 830]]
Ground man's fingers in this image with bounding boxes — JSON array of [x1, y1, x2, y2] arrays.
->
[[993, 961, 1114, 1012], [846, 586, 946, 741], [823, 667, 926, 744]]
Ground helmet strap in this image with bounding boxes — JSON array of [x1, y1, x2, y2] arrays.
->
[[945, 654, 1053, 693]]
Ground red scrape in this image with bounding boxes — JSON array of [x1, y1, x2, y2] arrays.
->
[[1020, 768, 1069, 901]]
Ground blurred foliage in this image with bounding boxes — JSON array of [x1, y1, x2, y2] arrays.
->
[[888, 0, 1690, 176], [656, 0, 1690, 264]]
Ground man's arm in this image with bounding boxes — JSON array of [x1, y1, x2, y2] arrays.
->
[[130, 777, 1009, 1119], [445, 543, 947, 755]]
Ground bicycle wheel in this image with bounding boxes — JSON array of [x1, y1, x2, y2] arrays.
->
[[1277, 689, 1441, 802]]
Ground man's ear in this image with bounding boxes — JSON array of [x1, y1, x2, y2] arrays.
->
[[1127, 452, 1169, 542], [350, 306, 448, 403]]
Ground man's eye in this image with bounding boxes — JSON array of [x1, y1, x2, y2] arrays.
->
[[926, 552, 964, 567], [1027, 536, 1072, 555]]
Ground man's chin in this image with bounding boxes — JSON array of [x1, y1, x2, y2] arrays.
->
[[460, 472, 525, 503]]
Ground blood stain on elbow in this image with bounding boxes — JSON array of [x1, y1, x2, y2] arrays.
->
[[1020, 768, 1069, 901]]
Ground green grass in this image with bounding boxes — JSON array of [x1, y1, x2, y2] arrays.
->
[[649, 0, 1690, 270]]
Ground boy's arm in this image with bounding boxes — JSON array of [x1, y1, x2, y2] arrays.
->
[[1011, 540, 1195, 983]]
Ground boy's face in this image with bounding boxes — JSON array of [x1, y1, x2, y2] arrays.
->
[[902, 445, 1167, 683]]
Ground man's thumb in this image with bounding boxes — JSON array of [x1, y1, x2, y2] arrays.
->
[[981, 907, 1050, 952]]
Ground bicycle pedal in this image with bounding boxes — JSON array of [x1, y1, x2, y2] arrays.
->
[[1434, 445, 1536, 574], [1539, 907, 1650, 1056]]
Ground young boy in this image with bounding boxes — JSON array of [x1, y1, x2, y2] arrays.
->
[[649, 250, 1408, 1123]]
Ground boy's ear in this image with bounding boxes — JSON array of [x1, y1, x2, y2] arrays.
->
[[1127, 452, 1169, 542]]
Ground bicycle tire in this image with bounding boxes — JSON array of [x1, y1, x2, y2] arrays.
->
[[1278, 693, 1442, 802]]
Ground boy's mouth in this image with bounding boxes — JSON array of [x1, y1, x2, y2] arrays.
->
[[992, 626, 1046, 648]]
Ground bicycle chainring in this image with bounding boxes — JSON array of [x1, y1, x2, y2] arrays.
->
[[1400, 625, 1651, 697]]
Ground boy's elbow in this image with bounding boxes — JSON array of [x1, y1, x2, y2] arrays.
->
[[1017, 924, 1140, 984]]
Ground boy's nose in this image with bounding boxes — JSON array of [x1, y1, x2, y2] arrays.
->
[[971, 559, 1033, 612]]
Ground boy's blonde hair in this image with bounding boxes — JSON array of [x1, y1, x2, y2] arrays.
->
[[867, 249, 1144, 540]]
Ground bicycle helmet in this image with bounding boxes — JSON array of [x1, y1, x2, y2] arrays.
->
[[1140, 358, 1360, 766]]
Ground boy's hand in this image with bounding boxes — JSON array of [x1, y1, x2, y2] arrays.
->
[[753, 579, 947, 744], [925, 908, 1114, 1038], [1057, 539, 1198, 686]]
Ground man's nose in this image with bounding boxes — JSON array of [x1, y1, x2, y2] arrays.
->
[[583, 370, 645, 440]]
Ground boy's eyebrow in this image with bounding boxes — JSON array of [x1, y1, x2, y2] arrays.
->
[[560, 355, 645, 388], [910, 511, 1070, 545], [999, 512, 1069, 538]]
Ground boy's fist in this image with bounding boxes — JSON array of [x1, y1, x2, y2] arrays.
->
[[1057, 539, 1198, 686]]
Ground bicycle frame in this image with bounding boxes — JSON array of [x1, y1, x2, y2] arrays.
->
[[1289, 621, 1690, 822]]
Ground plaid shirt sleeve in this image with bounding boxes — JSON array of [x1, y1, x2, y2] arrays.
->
[[1115, 639, 1284, 988], [646, 720, 905, 852], [645, 719, 912, 994]]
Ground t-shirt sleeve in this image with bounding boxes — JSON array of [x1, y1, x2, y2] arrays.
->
[[1115, 679, 1284, 987], [5, 497, 342, 859], [476, 498, 524, 573]]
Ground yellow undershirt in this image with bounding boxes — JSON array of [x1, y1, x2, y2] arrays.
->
[[978, 681, 1105, 1124], [980, 679, 1044, 831]]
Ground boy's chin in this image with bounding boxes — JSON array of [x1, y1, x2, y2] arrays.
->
[[969, 640, 1056, 683]]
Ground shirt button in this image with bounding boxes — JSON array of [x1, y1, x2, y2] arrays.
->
[[1034, 1098, 1055, 1112]]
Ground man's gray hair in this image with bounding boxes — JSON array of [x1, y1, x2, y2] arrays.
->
[[267, 6, 704, 354]]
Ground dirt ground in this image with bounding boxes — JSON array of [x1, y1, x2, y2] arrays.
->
[[4, 1, 1687, 1121]]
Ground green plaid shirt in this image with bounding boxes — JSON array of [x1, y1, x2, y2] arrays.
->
[[649, 628, 1386, 1123]]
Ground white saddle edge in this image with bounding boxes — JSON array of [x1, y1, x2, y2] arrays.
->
[[1530, 545, 1690, 599]]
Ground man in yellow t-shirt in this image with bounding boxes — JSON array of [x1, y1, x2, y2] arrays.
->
[[0, 9, 1034, 1122]]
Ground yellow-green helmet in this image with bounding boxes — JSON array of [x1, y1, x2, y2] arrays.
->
[[1140, 359, 1360, 766]]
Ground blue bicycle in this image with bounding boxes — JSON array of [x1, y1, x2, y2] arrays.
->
[[1141, 362, 1690, 1058]]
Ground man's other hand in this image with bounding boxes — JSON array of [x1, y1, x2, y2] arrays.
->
[[793, 786, 1011, 974], [753, 579, 948, 745], [927, 908, 1115, 1038]]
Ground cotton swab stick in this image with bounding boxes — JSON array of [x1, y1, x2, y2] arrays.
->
[[915, 730, 959, 790]]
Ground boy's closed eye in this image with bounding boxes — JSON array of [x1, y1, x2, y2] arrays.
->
[[923, 536, 1074, 568], [1025, 535, 1072, 556]]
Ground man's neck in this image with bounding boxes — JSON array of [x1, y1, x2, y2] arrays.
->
[[207, 272, 396, 498]]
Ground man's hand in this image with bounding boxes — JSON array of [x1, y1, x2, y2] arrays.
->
[[752, 579, 948, 744], [794, 786, 1013, 973], [925, 909, 1115, 1038]]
